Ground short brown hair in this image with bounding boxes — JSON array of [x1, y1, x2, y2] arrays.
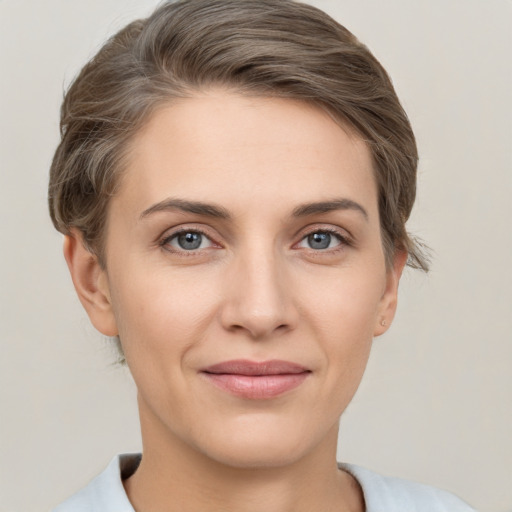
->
[[49, 0, 429, 271]]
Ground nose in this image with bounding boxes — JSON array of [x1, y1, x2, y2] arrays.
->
[[219, 248, 299, 340]]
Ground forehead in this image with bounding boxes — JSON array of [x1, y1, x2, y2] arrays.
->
[[115, 90, 377, 219]]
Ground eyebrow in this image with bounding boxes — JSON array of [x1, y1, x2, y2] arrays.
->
[[139, 197, 368, 221], [292, 198, 368, 221], [140, 198, 231, 220]]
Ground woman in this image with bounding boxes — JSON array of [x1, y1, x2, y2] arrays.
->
[[48, 0, 476, 510]]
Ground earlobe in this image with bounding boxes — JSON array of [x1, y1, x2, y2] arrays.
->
[[373, 250, 408, 337], [63, 230, 119, 336]]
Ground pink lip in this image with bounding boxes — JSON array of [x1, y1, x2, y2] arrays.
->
[[201, 359, 311, 400]]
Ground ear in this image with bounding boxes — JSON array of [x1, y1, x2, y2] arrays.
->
[[63, 230, 119, 336], [373, 250, 408, 337]]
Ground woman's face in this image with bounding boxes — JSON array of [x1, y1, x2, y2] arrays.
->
[[83, 90, 403, 467]]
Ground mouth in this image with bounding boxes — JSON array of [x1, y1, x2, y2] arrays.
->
[[200, 359, 311, 399]]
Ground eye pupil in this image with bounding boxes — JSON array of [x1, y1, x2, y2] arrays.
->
[[308, 232, 331, 249], [178, 232, 202, 250]]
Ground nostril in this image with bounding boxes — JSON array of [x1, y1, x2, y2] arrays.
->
[[225, 320, 291, 339]]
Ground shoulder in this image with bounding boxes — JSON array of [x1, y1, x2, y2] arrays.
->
[[52, 454, 140, 512], [340, 463, 477, 512]]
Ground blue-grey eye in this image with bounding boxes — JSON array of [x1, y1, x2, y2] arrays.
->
[[297, 231, 342, 250], [167, 231, 212, 251], [308, 232, 331, 249], [178, 232, 202, 250]]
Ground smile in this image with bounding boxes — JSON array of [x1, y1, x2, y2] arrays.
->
[[201, 359, 311, 399]]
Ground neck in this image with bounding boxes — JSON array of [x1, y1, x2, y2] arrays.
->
[[124, 399, 364, 512]]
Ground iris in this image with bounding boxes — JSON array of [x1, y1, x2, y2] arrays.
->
[[307, 232, 332, 250]]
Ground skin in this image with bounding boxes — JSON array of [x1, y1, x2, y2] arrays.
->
[[64, 90, 406, 512]]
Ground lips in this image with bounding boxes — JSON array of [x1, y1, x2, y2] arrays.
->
[[200, 359, 311, 399]]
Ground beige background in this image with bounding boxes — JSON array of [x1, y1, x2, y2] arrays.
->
[[1, 1, 510, 511]]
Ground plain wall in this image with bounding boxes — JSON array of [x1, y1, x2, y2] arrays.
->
[[1, 1, 510, 511]]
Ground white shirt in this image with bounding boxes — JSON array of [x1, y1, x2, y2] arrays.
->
[[52, 453, 477, 511]]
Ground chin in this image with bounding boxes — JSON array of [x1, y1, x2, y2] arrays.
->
[[189, 414, 332, 470], [201, 439, 306, 469]]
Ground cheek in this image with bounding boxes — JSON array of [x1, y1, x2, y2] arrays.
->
[[109, 265, 224, 362], [299, 268, 384, 388], [300, 266, 384, 335]]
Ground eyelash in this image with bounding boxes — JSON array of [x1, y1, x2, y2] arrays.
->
[[296, 227, 352, 252], [159, 227, 218, 256], [158, 226, 352, 256]]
